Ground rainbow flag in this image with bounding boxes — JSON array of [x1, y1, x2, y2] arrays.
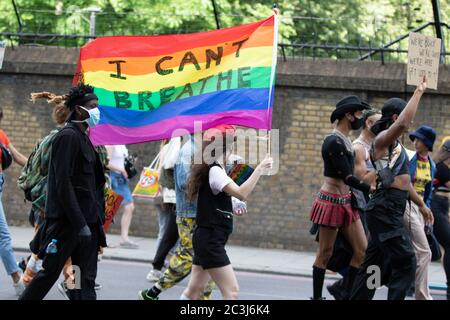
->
[[74, 15, 278, 145], [229, 164, 255, 186]]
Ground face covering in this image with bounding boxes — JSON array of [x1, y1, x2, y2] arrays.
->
[[350, 117, 364, 130], [73, 106, 101, 128]]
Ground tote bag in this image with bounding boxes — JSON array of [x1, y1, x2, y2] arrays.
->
[[132, 151, 161, 200]]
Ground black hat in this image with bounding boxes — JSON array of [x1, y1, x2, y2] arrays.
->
[[409, 125, 436, 152], [381, 98, 407, 118], [370, 98, 407, 135], [330, 96, 371, 123]]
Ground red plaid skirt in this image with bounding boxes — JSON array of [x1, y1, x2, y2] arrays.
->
[[309, 190, 360, 228]]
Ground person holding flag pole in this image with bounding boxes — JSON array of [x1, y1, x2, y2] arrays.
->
[[177, 8, 278, 300]]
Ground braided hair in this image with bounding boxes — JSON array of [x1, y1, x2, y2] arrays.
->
[[30, 91, 70, 125]]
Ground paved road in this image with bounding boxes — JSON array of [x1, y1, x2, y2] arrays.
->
[[1, 254, 447, 300]]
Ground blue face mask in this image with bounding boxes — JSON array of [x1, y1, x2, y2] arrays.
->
[[74, 106, 101, 128]]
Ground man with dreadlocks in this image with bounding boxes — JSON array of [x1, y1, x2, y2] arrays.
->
[[20, 84, 107, 300], [17, 91, 71, 289]]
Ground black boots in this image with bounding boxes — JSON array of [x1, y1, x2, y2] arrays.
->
[[327, 266, 359, 300], [327, 279, 346, 300], [312, 266, 326, 300]]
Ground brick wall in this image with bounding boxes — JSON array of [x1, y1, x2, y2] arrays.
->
[[1, 47, 449, 251]]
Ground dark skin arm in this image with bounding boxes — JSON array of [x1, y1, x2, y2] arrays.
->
[[373, 77, 427, 160]]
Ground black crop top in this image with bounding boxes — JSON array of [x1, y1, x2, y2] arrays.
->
[[371, 141, 409, 177], [322, 135, 354, 178], [322, 134, 371, 194]]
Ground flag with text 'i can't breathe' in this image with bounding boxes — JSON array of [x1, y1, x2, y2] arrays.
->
[[73, 15, 278, 145]]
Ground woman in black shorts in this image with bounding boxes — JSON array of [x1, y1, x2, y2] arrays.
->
[[431, 138, 450, 299], [180, 125, 273, 300]]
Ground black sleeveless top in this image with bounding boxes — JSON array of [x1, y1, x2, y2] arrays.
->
[[371, 141, 410, 190], [196, 163, 234, 235]]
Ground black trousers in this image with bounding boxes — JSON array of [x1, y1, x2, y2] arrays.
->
[[431, 194, 450, 288], [152, 204, 178, 270], [350, 188, 416, 300], [19, 219, 100, 300]]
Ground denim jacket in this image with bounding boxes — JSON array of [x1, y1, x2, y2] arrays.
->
[[409, 153, 436, 208], [174, 136, 197, 218]]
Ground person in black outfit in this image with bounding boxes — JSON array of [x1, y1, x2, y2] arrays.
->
[[309, 96, 372, 300], [349, 77, 434, 300], [19, 84, 106, 300], [325, 108, 381, 300], [430, 138, 450, 299]]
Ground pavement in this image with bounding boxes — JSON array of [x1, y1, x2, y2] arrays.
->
[[9, 225, 447, 287]]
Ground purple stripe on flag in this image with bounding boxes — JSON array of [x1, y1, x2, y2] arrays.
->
[[89, 109, 271, 145]]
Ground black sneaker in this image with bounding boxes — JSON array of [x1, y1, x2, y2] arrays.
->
[[95, 283, 102, 290], [327, 279, 348, 300], [138, 289, 159, 300]]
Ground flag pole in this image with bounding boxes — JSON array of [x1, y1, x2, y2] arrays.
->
[[267, 5, 279, 170]]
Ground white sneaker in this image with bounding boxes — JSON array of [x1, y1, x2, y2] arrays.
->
[[146, 269, 162, 282], [57, 281, 70, 300], [13, 276, 25, 297]]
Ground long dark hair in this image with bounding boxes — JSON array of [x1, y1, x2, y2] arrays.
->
[[186, 134, 235, 201], [187, 140, 213, 202]]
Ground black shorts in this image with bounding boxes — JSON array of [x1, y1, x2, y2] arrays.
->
[[193, 226, 231, 269]]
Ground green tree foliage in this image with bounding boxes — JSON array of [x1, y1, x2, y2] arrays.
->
[[0, 0, 448, 61]]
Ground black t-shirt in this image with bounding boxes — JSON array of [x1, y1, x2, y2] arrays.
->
[[434, 162, 450, 191]]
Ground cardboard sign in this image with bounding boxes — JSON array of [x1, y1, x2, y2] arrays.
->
[[103, 187, 124, 233], [0, 42, 5, 70], [407, 32, 441, 90]]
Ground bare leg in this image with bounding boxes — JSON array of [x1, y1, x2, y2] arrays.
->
[[207, 265, 239, 300], [314, 226, 339, 268], [341, 219, 367, 267], [182, 265, 212, 300], [120, 202, 135, 242]]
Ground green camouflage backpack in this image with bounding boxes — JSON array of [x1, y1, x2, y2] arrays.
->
[[18, 129, 60, 211]]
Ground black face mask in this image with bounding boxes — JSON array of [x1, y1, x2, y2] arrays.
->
[[350, 117, 364, 130]]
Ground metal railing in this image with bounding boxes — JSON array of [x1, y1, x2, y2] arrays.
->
[[0, 6, 448, 64]]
